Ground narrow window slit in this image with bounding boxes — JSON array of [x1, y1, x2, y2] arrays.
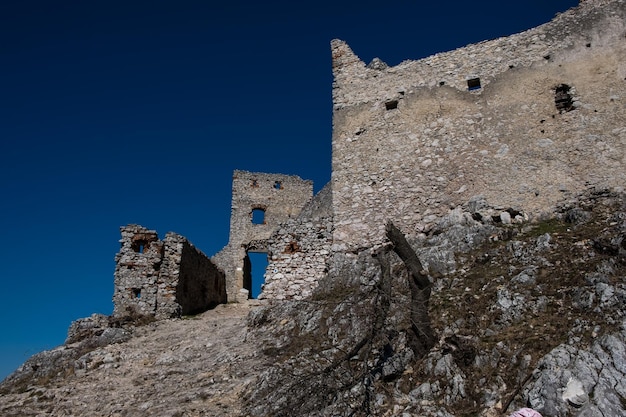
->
[[132, 240, 148, 253], [555, 84, 574, 112]]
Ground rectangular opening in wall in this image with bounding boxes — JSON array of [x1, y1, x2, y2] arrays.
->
[[554, 83, 573, 112], [132, 240, 148, 253], [467, 78, 481, 91], [385, 100, 398, 110], [251, 208, 265, 224], [132, 288, 141, 299], [274, 181, 282, 190], [245, 252, 268, 299]]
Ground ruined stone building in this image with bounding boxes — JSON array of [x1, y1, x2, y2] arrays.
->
[[112, 171, 319, 318], [113, 225, 226, 319], [212, 170, 314, 302], [112, 0, 625, 317]]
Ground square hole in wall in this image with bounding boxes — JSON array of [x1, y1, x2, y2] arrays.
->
[[467, 78, 481, 91], [132, 288, 142, 299], [385, 100, 398, 110]]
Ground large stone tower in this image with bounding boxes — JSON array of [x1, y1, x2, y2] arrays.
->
[[330, 0, 626, 251]]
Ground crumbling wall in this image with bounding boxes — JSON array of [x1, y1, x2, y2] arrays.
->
[[213, 170, 313, 301], [331, 0, 626, 251], [113, 225, 225, 319], [113, 225, 163, 317], [174, 235, 227, 315], [261, 182, 333, 300]]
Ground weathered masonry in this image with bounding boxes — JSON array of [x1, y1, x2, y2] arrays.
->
[[212, 170, 314, 302], [113, 224, 226, 319], [330, 0, 626, 251], [113, 0, 625, 309], [260, 182, 334, 300]]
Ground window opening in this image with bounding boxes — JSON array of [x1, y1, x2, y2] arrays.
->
[[132, 240, 148, 253], [385, 100, 398, 110], [132, 288, 141, 299], [554, 84, 574, 112], [251, 179, 258, 187], [274, 181, 282, 190], [244, 252, 268, 299], [467, 78, 481, 91], [252, 208, 265, 224]]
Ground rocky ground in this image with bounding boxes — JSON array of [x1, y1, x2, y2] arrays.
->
[[0, 302, 267, 417]]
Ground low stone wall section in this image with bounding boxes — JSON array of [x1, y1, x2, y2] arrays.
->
[[159, 233, 227, 317]]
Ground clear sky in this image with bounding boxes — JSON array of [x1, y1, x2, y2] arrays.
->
[[0, 0, 579, 381]]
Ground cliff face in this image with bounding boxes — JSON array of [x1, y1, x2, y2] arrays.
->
[[1, 189, 624, 417]]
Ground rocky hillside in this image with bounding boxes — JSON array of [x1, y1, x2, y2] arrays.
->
[[0, 302, 265, 416], [1, 189, 625, 417]]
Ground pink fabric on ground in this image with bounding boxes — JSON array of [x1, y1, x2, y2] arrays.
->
[[508, 408, 542, 417]]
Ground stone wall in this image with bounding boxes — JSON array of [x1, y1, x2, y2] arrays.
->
[[113, 225, 163, 317], [260, 182, 333, 300], [213, 170, 313, 301], [330, 0, 626, 251], [160, 233, 227, 316], [331, 1, 621, 109], [113, 224, 226, 319]]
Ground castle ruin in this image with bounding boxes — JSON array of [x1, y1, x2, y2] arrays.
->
[[212, 170, 314, 302], [111, 0, 625, 318], [330, 0, 625, 251], [113, 225, 226, 319]]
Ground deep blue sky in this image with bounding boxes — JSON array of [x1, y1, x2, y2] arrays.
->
[[0, 0, 579, 380]]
